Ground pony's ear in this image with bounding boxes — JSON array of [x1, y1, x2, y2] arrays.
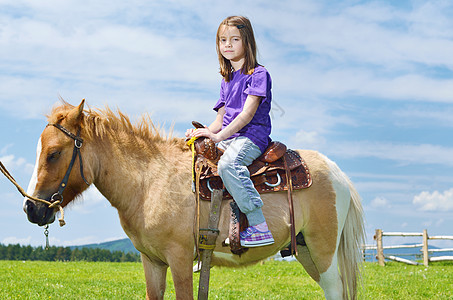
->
[[66, 99, 85, 125]]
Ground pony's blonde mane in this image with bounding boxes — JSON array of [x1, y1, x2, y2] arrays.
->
[[47, 101, 187, 150]]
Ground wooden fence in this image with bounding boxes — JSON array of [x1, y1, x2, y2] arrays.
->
[[363, 229, 453, 266]]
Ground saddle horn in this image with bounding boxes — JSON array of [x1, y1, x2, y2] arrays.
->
[[192, 121, 205, 129], [191, 121, 222, 162]]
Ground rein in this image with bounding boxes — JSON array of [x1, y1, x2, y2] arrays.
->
[[0, 123, 89, 227]]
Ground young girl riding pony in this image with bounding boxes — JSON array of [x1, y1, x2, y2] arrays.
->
[[186, 16, 274, 247]]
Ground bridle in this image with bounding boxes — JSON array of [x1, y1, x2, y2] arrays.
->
[[47, 123, 90, 206], [0, 122, 90, 227]]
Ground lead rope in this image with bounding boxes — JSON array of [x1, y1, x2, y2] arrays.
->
[[0, 160, 66, 227], [186, 135, 202, 261]]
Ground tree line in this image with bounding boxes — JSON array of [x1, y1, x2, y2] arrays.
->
[[0, 243, 141, 262]]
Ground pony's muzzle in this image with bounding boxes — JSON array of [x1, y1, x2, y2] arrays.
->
[[24, 199, 56, 226]]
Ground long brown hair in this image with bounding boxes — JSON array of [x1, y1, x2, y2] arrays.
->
[[216, 16, 258, 82]]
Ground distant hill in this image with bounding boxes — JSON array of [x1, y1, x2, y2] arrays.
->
[[70, 238, 139, 254]]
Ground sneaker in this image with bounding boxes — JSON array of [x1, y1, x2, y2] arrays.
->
[[193, 261, 212, 273], [193, 261, 202, 273], [240, 226, 275, 247]]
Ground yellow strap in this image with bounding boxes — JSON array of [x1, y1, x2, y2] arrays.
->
[[186, 135, 199, 182], [198, 244, 216, 250], [186, 135, 199, 147]]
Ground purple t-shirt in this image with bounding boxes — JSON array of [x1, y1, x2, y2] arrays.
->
[[213, 65, 272, 153]]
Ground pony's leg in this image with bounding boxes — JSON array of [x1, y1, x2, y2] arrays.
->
[[318, 255, 343, 300], [296, 244, 343, 299], [296, 244, 343, 300], [141, 253, 168, 300], [295, 244, 320, 282], [166, 245, 194, 300]]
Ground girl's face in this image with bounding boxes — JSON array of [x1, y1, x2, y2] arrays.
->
[[218, 25, 245, 68]]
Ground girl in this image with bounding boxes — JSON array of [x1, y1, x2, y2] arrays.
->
[[186, 16, 273, 247]]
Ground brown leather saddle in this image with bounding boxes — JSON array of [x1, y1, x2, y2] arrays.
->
[[194, 140, 312, 200], [190, 121, 312, 255]]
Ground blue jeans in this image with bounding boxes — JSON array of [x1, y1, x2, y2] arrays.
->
[[217, 137, 265, 226]]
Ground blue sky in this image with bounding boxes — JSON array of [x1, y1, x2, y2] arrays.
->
[[1, 0, 452, 249]]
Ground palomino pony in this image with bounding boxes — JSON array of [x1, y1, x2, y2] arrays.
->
[[23, 100, 365, 299]]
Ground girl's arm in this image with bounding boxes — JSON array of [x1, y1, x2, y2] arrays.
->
[[208, 106, 225, 134], [192, 95, 261, 142], [215, 95, 260, 141], [185, 106, 225, 138]]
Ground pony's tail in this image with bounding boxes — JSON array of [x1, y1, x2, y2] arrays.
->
[[338, 178, 365, 300]]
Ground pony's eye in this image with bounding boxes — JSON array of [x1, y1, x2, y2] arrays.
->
[[47, 150, 61, 162]]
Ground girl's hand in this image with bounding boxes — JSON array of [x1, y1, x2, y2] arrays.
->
[[185, 128, 195, 138], [191, 127, 221, 143]]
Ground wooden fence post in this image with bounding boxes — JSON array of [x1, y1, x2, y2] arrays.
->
[[375, 229, 385, 266], [422, 229, 429, 267]]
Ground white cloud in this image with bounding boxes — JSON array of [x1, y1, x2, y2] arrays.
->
[[70, 186, 107, 214], [0, 234, 127, 247], [370, 197, 390, 208], [0, 155, 15, 167], [393, 106, 453, 128], [289, 129, 326, 150], [49, 236, 98, 247], [327, 141, 453, 167], [413, 188, 453, 212], [55, 235, 127, 247], [0, 154, 34, 175], [356, 181, 418, 194], [58, 236, 97, 247], [1, 144, 13, 155], [422, 220, 432, 227], [2, 236, 32, 245], [271, 1, 453, 69], [271, 65, 453, 104], [435, 218, 444, 227]]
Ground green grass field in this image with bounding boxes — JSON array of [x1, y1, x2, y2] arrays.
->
[[0, 260, 452, 299]]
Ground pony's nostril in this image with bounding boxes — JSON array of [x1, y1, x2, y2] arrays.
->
[[25, 200, 35, 214]]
